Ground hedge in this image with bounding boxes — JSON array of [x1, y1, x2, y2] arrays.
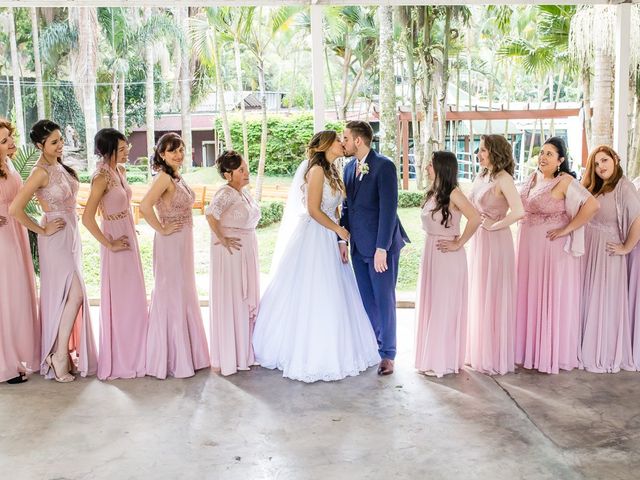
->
[[215, 115, 344, 176], [77, 171, 147, 184], [398, 191, 424, 208], [257, 201, 284, 229]]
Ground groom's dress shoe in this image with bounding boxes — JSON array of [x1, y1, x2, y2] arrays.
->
[[377, 359, 394, 375]]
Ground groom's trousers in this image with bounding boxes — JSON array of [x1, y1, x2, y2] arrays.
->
[[351, 249, 399, 360]]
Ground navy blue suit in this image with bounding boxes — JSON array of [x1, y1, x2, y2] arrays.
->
[[341, 149, 409, 360]]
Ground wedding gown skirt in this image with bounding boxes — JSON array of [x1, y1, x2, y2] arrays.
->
[[253, 181, 380, 382]]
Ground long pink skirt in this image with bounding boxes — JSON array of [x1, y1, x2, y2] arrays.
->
[[0, 203, 40, 381], [415, 234, 467, 377], [98, 213, 148, 380], [630, 246, 640, 369], [515, 221, 581, 374], [209, 227, 259, 376], [38, 211, 97, 378], [466, 227, 516, 375], [146, 226, 210, 379]]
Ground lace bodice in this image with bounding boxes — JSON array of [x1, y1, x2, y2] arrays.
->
[[520, 174, 567, 226], [34, 161, 78, 212], [303, 179, 343, 221], [205, 184, 261, 230], [469, 174, 508, 220], [92, 163, 132, 218], [155, 176, 195, 227]]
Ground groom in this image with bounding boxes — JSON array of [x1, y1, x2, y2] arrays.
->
[[340, 121, 409, 375]]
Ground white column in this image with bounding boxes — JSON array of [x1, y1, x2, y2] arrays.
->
[[613, 3, 631, 168], [310, 4, 325, 133]]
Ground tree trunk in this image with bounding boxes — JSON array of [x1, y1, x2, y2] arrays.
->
[[438, 8, 452, 150], [179, 7, 193, 168], [8, 8, 26, 147], [234, 37, 249, 165], [144, 8, 156, 177], [111, 79, 119, 129], [582, 67, 592, 151], [591, 48, 614, 147], [254, 57, 268, 201], [76, 7, 99, 171], [118, 73, 126, 133], [406, 18, 423, 190], [378, 6, 397, 168], [31, 7, 46, 119], [340, 42, 352, 121], [630, 93, 640, 179], [212, 27, 232, 150]]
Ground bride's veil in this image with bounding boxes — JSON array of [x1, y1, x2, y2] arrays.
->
[[270, 159, 309, 273]]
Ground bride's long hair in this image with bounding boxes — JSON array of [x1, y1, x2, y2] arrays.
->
[[304, 130, 345, 195]]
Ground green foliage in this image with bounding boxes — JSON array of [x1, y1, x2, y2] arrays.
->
[[77, 170, 147, 184], [50, 82, 86, 146], [398, 191, 424, 208], [215, 115, 344, 175], [257, 201, 284, 228]]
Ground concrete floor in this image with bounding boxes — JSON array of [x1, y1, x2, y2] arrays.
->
[[1, 309, 639, 480]]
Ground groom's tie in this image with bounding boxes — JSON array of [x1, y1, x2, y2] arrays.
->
[[355, 161, 361, 178]]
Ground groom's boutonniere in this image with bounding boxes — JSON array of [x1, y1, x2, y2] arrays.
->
[[358, 161, 369, 181]]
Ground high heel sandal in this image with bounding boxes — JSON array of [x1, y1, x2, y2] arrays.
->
[[6, 373, 28, 384], [45, 354, 75, 383]]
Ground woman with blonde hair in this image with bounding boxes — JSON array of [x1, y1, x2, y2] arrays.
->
[[253, 130, 380, 382], [580, 145, 640, 373]]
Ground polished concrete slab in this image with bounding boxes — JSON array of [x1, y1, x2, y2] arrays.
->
[[1, 309, 639, 480]]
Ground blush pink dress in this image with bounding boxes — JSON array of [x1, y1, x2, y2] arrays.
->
[[146, 176, 210, 379], [466, 173, 516, 375], [581, 178, 640, 373], [206, 185, 261, 376], [0, 165, 40, 381], [35, 162, 97, 378], [414, 197, 467, 377], [92, 163, 148, 380], [629, 183, 640, 369], [516, 174, 590, 374]]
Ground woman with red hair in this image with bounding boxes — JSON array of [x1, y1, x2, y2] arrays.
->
[[581, 145, 640, 373]]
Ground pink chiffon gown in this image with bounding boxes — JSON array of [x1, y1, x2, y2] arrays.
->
[[466, 173, 516, 375], [515, 174, 590, 374], [35, 162, 97, 378], [146, 176, 210, 379], [93, 163, 148, 380], [629, 183, 640, 369], [0, 166, 40, 381], [414, 198, 467, 377], [581, 178, 640, 373], [206, 185, 261, 376]]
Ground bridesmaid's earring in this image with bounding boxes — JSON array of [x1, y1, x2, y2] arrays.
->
[[557, 164, 560, 173]]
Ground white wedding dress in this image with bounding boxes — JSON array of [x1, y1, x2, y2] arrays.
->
[[252, 161, 380, 382]]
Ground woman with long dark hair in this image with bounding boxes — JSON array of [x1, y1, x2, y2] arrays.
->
[[139, 132, 209, 379], [466, 134, 524, 375], [81, 128, 148, 380], [10, 119, 97, 382], [414, 151, 480, 377], [206, 151, 261, 376], [580, 145, 640, 373], [253, 130, 379, 382], [0, 119, 39, 384], [515, 137, 599, 374]]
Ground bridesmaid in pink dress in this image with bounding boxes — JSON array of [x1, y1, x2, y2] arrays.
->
[[0, 120, 39, 384], [140, 133, 210, 379], [515, 137, 599, 374], [415, 151, 480, 378], [466, 134, 524, 375], [81, 128, 148, 380], [205, 151, 261, 376], [10, 120, 97, 382], [629, 178, 640, 369], [581, 145, 640, 373]]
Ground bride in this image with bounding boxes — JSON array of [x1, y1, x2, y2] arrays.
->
[[252, 130, 380, 382]]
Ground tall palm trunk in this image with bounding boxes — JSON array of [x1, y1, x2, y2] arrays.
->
[[378, 6, 397, 169], [254, 56, 268, 201], [582, 67, 592, 151], [179, 7, 193, 168], [233, 37, 249, 163], [111, 80, 119, 129], [144, 8, 156, 176], [212, 26, 232, 150], [438, 8, 452, 149], [31, 7, 46, 119], [8, 8, 26, 146], [118, 73, 126, 133], [406, 18, 423, 189], [591, 48, 613, 147]]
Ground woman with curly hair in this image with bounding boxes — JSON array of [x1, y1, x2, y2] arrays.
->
[[414, 151, 480, 378], [580, 145, 640, 373], [205, 151, 261, 376], [0, 119, 39, 384], [515, 137, 599, 374], [140, 132, 209, 379], [466, 134, 524, 375], [253, 130, 380, 382]]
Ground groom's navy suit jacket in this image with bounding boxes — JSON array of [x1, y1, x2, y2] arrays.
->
[[341, 149, 409, 258]]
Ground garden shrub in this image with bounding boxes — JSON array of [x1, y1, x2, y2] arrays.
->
[[257, 201, 284, 229], [398, 191, 424, 208]]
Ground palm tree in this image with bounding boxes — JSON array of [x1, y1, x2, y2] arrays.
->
[[178, 7, 193, 169], [8, 8, 26, 146], [31, 7, 46, 119], [378, 6, 396, 166]]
